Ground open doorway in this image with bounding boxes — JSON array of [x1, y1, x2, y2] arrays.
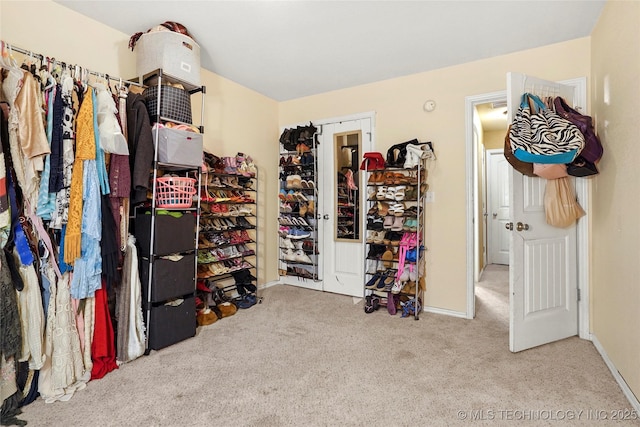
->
[[473, 99, 509, 318]]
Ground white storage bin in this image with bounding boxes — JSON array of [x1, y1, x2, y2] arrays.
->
[[136, 32, 201, 87], [153, 127, 203, 167]]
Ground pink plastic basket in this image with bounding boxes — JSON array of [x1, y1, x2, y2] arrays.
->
[[155, 176, 196, 208]]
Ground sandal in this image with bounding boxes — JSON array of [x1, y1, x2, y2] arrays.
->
[[381, 249, 395, 268], [394, 186, 406, 201], [376, 185, 387, 200], [383, 172, 396, 185], [391, 202, 405, 216], [383, 215, 394, 230], [391, 216, 405, 231], [385, 186, 397, 200], [394, 172, 408, 185], [377, 201, 389, 216]]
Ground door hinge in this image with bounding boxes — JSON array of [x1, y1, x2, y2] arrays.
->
[[577, 288, 581, 302]]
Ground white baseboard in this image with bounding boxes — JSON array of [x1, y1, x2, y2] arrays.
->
[[258, 280, 281, 290], [591, 334, 640, 412], [423, 305, 468, 319]]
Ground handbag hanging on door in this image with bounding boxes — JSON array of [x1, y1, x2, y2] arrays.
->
[[544, 176, 585, 228], [504, 125, 535, 176], [509, 93, 585, 164]]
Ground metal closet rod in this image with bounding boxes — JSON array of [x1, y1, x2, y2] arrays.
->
[[2, 40, 144, 87]]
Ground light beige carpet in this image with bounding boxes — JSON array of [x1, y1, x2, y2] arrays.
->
[[11, 266, 637, 426]]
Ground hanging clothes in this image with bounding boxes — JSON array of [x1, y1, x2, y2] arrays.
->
[[14, 71, 51, 208], [116, 234, 145, 363], [49, 75, 76, 230], [37, 269, 88, 404], [65, 87, 95, 263], [0, 249, 21, 404], [126, 92, 153, 205], [90, 284, 118, 380], [69, 159, 102, 299]]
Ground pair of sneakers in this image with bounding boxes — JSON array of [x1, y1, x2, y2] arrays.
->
[[236, 293, 258, 309]]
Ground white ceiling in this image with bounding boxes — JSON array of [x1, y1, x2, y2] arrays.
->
[[55, 0, 605, 102]]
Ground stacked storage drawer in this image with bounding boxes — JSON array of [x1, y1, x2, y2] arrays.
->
[[136, 212, 197, 350]]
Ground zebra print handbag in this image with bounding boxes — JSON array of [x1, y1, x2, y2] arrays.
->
[[509, 93, 585, 164]]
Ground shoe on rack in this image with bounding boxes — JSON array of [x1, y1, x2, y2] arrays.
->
[[294, 249, 313, 264], [391, 280, 405, 294], [366, 272, 382, 289], [287, 228, 311, 239]]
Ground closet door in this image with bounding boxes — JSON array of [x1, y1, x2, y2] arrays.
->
[[318, 118, 372, 297]]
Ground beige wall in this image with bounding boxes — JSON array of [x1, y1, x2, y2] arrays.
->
[[1, 0, 280, 283], [280, 38, 591, 312], [483, 130, 505, 150], [590, 0, 640, 400]]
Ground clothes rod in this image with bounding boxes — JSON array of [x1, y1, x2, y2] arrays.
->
[[1, 40, 144, 88]]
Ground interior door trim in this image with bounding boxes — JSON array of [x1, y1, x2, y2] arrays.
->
[[464, 79, 590, 342]]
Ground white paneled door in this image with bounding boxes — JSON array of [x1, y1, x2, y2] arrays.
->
[[318, 118, 372, 297], [507, 72, 580, 352], [487, 150, 510, 265]]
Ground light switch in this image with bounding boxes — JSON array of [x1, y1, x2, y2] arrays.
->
[[425, 191, 435, 203]]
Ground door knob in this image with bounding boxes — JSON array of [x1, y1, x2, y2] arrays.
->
[[505, 222, 513, 230], [516, 222, 529, 231], [492, 213, 497, 219], [323, 214, 330, 220]]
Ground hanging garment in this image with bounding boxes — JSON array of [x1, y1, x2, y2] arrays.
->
[[48, 75, 73, 193], [112, 86, 131, 253], [100, 194, 119, 288], [37, 269, 87, 404], [0, 249, 21, 410], [0, 248, 21, 357], [126, 92, 153, 204], [108, 154, 130, 255], [36, 83, 61, 219], [91, 88, 110, 196], [95, 83, 128, 155], [73, 296, 94, 377], [2, 67, 28, 203], [15, 258, 45, 370], [90, 284, 118, 380], [116, 234, 145, 363], [14, 72, 51, 208], [65, 87, 96, 263], [0, 102, 12, 247], [70, 160, 102, 299]]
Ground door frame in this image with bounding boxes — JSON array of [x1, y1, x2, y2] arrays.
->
[[464, 82, 590, 341]]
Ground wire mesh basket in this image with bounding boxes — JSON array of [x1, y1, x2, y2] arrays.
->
[[155, 176, 196, 208], [143, 85, 192, 124]]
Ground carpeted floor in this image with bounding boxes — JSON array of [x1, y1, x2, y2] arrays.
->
[[9, 265, 638, 426]]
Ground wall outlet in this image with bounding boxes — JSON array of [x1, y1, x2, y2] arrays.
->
[[425, 191, 435, 203]]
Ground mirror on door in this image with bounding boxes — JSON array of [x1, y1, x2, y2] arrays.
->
[[335, 131, 361, 241]]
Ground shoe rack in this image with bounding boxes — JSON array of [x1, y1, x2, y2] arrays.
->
[[278, 124, 320, 280], [197, 153, 261, 309], [362, 145, 432, 320], [336, 166, 359, 239]]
